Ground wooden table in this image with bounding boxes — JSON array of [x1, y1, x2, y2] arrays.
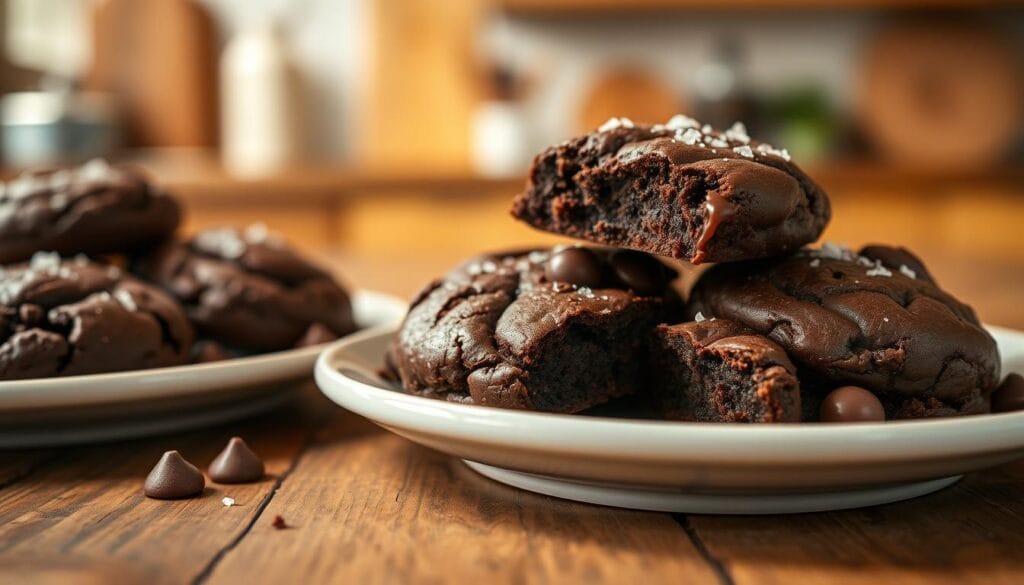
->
[[1, 254, 1023, 584]]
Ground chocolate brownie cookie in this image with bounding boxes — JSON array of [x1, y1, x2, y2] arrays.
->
[[387, 246, 682, 412], [0, 253, 193, 380], [651, 318, 801, 423], [134, 225, 356, 352], [0, 159, 182, 264], [511, 116, 830, 264], [687, 244, 1001, 418]]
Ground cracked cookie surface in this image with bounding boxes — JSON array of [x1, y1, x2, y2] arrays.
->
[[652, 319, 801, 423], [511, 116, 830, 264], [687, 244, 1000, 418], [0, 253, 194, 380], [0, 159, 181, 264], [387, 247, 683, 413], [134, 225, 356, 352]]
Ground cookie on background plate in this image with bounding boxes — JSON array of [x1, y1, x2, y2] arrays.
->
[[687, 243, 1001, 418], [511, 115, 830, 264], [0, 159, 181, 264], [387, 246, 683, 413], [134, 225, 356, 352], [651, 318, 801, 423], [0, 252, 194, 380]]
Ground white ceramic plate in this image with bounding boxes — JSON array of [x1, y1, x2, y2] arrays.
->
[[0, 290, 407, 448], [315, 325, 1024, 514]]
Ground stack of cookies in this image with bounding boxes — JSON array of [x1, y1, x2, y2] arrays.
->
[[0, 159, 356, 380], [387, 115, 1008, 422]]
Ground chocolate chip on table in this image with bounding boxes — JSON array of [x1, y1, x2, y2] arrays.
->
[[819, 386, 886, 423], [545, 246, 604, 288], [144, 451, 205, 499], [991, 373, 1024, 413], [610, 250, 667, 295], [208, 437, 265, 484]]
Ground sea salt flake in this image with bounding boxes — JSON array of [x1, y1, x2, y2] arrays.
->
[[724, 122, 751, 144], [733, 145, 754, 158], [809, 259, 821, 267], [244, 222, 269, 242], [222, 497, 235, 507], [707, 137, 728, 148], [114, 289, 137, 312], [755, 143, 791, 161], [678, 128, 703, 145], [664, 114, 700, 130], [883, 317, 890, 323], [244, 222, 284, 247], [899, 265, 917, 279], [29, 251, 62, 273], [49, 170, 75, 191], [575, 286, 595, 298], [48, 194, 68, 211], [865, 261, 892, 277], [527, 250, 548, 264], [816, 242, 855, 261], [701, 124, 714, 134], [598, 117, 634, 132], [79, 158, 115, 182], [198, 228, 247, 259], [694, 311, 706, 322], [5, 174, 43, 199]]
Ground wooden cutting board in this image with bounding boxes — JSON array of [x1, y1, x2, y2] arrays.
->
[[858, 21, 1022, 169], [85, 0, 218, 147]]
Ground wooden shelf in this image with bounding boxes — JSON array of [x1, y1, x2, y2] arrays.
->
[[126, 150, 1024, 202], [498, 0, 1024, 15], [7, 149, 1022, 203]]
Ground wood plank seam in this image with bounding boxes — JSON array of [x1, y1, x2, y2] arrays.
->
[[674, 515, 735, 585], [190, 430, 319, 585]]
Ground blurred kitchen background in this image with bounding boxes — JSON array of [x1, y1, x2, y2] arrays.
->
[[1, 0, 1023, 324]]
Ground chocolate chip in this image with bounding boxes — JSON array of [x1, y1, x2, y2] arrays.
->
[[295, 322, 338, 348], [991, 373, 1024, 413], [545, 247, 604, 288], [18, 304, 43, 325], [144, 450, 205, 499], [610, 250, 666, 295], [271, 515, 288, 530], [194, 340, 229, 363], [208, 437, 265, 484], [819, 386, 886, 422]]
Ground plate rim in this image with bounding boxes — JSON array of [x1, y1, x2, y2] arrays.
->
[[0, 289, 407, 410], [463, 460, 964, 514], [315, 323, 1024, 466]]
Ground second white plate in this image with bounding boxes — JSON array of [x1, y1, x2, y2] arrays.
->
[[0, 289, 408, 448], [315, 325, 1024, 514]]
